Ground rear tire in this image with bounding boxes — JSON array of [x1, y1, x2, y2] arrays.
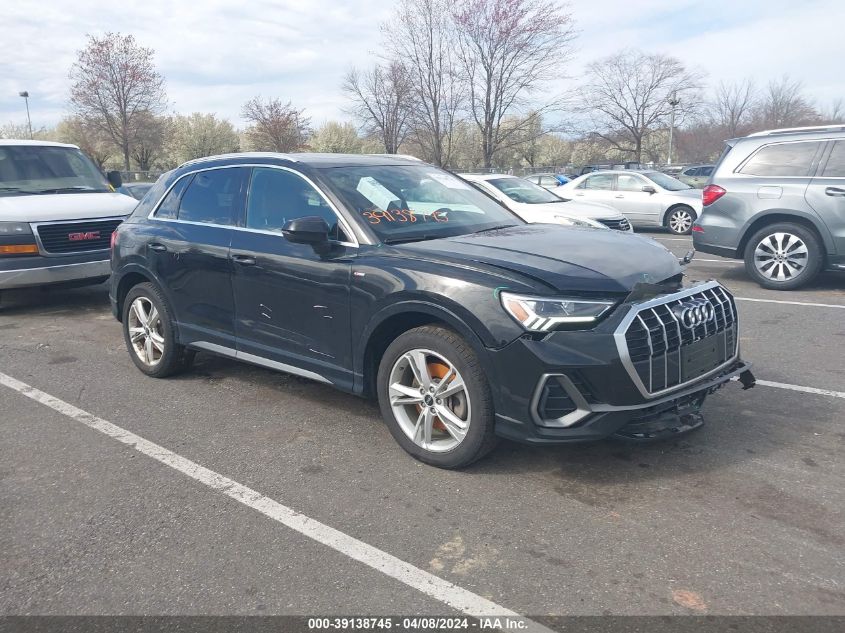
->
[[743, 222, 823, 290], [122, 282, 195, 378], [377, 325, 498, 469], [665, 205, 696, 235]]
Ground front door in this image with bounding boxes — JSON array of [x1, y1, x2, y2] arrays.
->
[[230, 167, 356, 389], [613, 173, 662, 224], [147, 167, 249, 348]]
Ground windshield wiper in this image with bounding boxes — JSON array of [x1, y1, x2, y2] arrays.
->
[[32, 186, 99, 194], [382, 234, 443, 244], [473, 224, 518, 234]]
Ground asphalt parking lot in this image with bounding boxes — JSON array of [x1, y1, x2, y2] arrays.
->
[[1, 229, 844, 619]]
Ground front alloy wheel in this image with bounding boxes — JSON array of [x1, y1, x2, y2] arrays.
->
[[377, 325, 497, 468], [388, 349, 471, 452], [667, 206, 695, 235]]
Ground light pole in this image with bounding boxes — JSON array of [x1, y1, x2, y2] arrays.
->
[[18, 91, 32, 139], [667, 91, 680, 166]]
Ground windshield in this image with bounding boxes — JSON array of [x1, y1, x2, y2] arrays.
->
[[0, 145, 110, 196], [321, 165, 522, 242], [486, 177, 563, 204], [644, 171, 692, 191]]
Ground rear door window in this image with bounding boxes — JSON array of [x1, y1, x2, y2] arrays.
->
[[155, 176, 192, 220], [583, 174, 614, 190], [177, 168, 249, 225], [739, 141, 823, 177]]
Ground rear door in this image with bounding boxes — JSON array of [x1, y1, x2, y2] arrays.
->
[[806, 140, 845, 256], [147, 167, 248, 348], [230, 167, 356, 389], [571, 173, 615, 206]]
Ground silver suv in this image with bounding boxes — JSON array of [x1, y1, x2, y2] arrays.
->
[[694, 125, 845, 290]]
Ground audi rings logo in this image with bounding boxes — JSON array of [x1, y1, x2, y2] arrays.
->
[[672, 299, 716, 329]]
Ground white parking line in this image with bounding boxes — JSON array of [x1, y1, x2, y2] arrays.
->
[[735, 297, 845, 309], [651, 237, 692, 242], [750, 378, 845, 400], [0, 371, 553, 632]]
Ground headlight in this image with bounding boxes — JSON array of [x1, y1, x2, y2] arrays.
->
[[0, 222, 33, 235], [500, 292, 615, 331], [552, 215, 606, 229]]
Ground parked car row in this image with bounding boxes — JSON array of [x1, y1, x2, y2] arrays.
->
[[554, 170, 703, 235]]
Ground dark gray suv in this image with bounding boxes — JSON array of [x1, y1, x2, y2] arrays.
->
[[693, 125, 845, 290]]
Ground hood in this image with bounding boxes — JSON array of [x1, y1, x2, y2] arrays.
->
[[0, 192, 137, 223], [393, 224, 682, 294]]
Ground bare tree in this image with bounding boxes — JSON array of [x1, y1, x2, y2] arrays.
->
[[452, 0, 576, 168], [167, 113, 239, 165], [69, 33, 167, 171], [822, 98, 845, 124], [758, 76, 817, 129], [712, 79, 757, 137], [310, 121, 363, 153], [131, 113, 170, 172], [55, 116, 113, 168], [241, 97, 311, 152], [579, 49, 703, 163], [343, 62, 411, 154], [381, 0, 463, 166]]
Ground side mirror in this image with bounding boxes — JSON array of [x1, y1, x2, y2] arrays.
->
[[107, 170, 123, 189], [642, 185, 656, 194], [282, 216, 330, 244]]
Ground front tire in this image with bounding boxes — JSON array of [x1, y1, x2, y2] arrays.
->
[[122, 282, 195, 377], [377, 325, 497, 469], [665, 205, 696, 235], [743, 222, 823, 290]]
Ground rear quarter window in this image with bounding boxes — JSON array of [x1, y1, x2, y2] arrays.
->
[[738, 141, 822, 177]]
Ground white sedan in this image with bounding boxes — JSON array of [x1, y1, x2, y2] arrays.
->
[[459, 173, 633, 232], [554, 170, 703, 235]]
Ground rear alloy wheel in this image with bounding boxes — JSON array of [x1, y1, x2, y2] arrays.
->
[[666, 206, 696, 235], [377, 326, 497, 468], [743, 222, 823, 290], [122, 282, 195, 377]]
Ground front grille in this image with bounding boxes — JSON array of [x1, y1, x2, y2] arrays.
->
[[621, 284, 738, 395], [598, 217, 631, 231], [36, 219, 122, 254]]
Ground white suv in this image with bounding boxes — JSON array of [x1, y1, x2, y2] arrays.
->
[[0, 140, 137, 293]]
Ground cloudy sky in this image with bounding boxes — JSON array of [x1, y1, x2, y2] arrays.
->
[[0, 0, 841, 131]]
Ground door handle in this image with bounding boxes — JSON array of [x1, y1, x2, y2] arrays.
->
[[615, 194, 624, 198], [232, 254, 256, 266], [148, 242, 167, 252], [825, 187, 845, 197]]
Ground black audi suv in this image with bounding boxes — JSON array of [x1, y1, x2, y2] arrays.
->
[[110, 153, 754, 468]]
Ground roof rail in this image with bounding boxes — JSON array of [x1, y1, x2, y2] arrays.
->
[[180, 152, 298, 168], [367, 153, 422, 162], [748, 124, 845, 137]]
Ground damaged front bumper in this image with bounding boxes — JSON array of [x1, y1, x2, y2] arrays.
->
[[494, 359, 755, 445]]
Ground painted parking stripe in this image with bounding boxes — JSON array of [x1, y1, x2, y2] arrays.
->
[[734, 297, 845, 309], [746, 378, 845, 400], [0, 372, 553, 632]]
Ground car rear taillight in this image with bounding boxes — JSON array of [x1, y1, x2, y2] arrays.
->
[[702, 185, 726, 206], [692, 225, 704, 233], [110, 229, 118, 250]]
